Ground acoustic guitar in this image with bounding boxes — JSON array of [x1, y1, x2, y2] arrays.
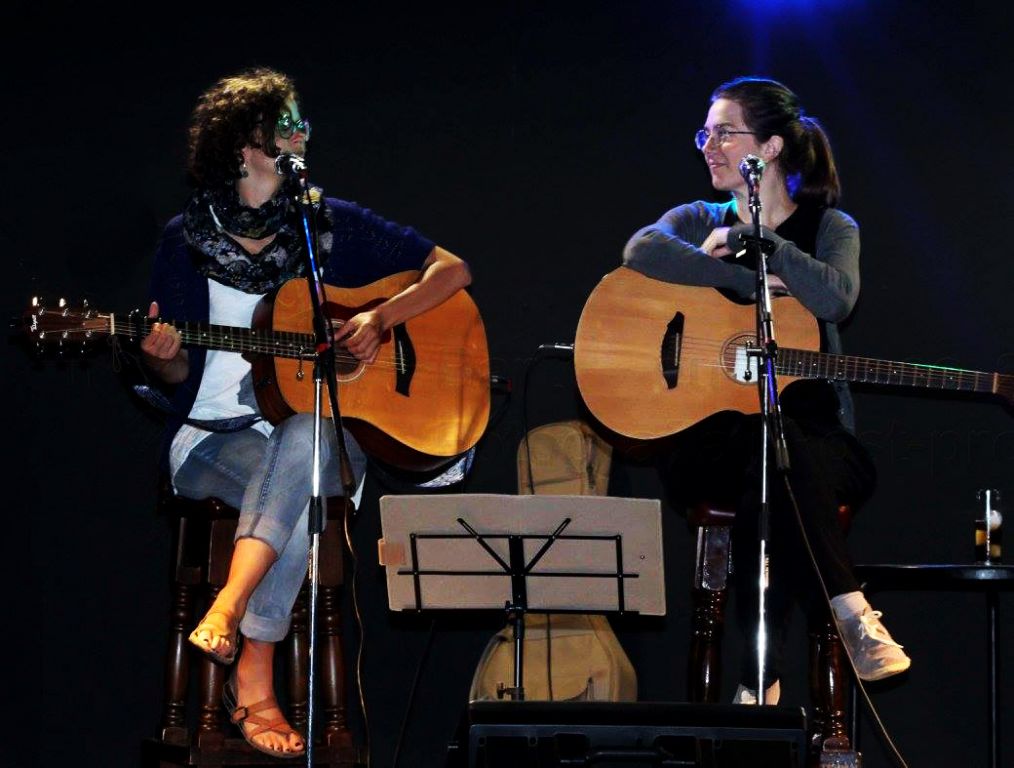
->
[[24, 271, 490, 471], [574, 267, 1012, 440]]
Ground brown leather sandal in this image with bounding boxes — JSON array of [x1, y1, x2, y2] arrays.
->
[[223, 677, 305, 759], [187, 609, 239, 665]]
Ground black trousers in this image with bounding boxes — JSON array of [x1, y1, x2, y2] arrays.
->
[[659, 409, 877, 684]]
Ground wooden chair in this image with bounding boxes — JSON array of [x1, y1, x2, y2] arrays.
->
[[144, 484, 362, 767], [687, 501, 855, 764]]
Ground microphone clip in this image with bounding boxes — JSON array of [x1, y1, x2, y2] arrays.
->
[[738, 154, 764, 190], [738, 233, 776, 256], [274, 153, 308, 182]]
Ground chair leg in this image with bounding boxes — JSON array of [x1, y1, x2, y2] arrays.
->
[[194, 588, 228, 761], [287, 503, 353, 757], [319, 509, 350, 745], [689, 524, 731, 703], [161, 515, 197, 744], [195, 518, 235, 749], [319, 583, 349, 742], [689, 587, 728, 702], [288, 583, 310, 735], [809, 616, 855, 764]]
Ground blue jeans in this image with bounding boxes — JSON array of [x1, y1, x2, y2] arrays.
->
[[173, 414, 366, 642]]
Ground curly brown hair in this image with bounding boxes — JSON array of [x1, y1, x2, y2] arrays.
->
[[187, 67, 297, 188]]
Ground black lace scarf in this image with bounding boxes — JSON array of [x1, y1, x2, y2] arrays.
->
[[182, 185, 334, 294]]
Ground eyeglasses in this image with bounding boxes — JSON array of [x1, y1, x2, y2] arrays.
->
[[694, 126, 755, 151], [276, 113, 311, 140]]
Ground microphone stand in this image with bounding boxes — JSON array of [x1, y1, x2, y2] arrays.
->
[[279, 161, 359, 768], [738, 163, 792, 704]]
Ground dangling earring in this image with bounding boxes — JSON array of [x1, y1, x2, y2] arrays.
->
[[239, 162, 249, 178]]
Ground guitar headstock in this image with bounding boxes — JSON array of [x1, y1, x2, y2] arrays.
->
[[21, 297, 111, 355]]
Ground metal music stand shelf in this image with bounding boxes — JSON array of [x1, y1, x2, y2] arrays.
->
[[378, 494, 666, 701], [851, 562, 1014, 768]]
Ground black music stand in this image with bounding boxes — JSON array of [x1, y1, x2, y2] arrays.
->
[[378, 494, 665, 700]]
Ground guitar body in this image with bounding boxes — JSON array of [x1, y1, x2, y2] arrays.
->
[[575, 267, 818, 439], [251, 272, 490, 470], [27, 267, 1006, 468]]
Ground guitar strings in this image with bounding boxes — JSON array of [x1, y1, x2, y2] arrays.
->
[[46, 325, 482, 375], [589, 337, 998, 390], [46, 320, 988, 385], [38, 320, 1002, 390], [48, 327, 464, 366]]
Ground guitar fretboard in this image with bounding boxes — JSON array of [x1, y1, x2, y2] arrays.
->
[[778, 348, 1005, 395], [112, 315, 317, 360]]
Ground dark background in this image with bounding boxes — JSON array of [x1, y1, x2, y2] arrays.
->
[[7, 2, 1013, 766]]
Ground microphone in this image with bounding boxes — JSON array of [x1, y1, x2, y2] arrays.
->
[[738, 154, 764, 187], [274, 153, 308, 179]]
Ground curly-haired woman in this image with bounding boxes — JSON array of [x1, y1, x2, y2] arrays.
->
[[141, 67, 470, 757]]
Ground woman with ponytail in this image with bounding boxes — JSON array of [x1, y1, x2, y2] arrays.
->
[[623, 77, 910, 704]]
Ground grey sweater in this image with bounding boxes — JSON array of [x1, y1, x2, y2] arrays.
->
[[622, 199, 860, 431]]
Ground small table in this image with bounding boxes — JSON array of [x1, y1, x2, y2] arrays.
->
[[851, 563, 1014, 768]]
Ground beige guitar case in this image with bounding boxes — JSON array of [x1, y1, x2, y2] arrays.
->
[[468, 420, 637, 702]]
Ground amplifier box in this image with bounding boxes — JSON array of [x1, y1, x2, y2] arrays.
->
[[467, 701, 807, 768]]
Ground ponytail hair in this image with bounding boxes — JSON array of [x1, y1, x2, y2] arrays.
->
[[712, 77, 841, 207]]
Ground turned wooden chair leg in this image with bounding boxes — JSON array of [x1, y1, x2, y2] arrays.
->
[[809, 615, 854, 763], [195, 517, 235, 750], [689, 524, 732, 703], [288, 583, 311, 734], [286, 500, 351, 751], [319, 505, 349, 745], [161, 514, 197, 744]]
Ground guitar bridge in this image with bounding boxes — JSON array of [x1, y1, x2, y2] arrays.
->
[[661, 312, 684, 389], [393, 323, 416, 396]]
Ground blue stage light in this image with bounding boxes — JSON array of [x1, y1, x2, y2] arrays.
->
[[735, 0, 862, 10]]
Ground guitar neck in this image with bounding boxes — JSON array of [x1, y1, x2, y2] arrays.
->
[[109, 314, 316, 360], [779, 348, 1010, 397]]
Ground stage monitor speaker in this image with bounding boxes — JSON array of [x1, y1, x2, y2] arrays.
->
[[467, 701, 807, 768]]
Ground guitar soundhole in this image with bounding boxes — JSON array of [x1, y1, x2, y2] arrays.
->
[[721, 334, 760, 384], [334, 351, 363, 379]]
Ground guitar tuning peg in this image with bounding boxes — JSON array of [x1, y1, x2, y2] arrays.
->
[[82, 299, 89, 309], [31, 296, 40, 308], [59, 298, 67, 309]]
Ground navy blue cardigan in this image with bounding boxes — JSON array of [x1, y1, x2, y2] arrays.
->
[[146, 197, 435, 472]]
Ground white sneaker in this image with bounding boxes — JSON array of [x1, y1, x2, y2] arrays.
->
[[732, 679, 781, 705], [834, 605, 911, 681]]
